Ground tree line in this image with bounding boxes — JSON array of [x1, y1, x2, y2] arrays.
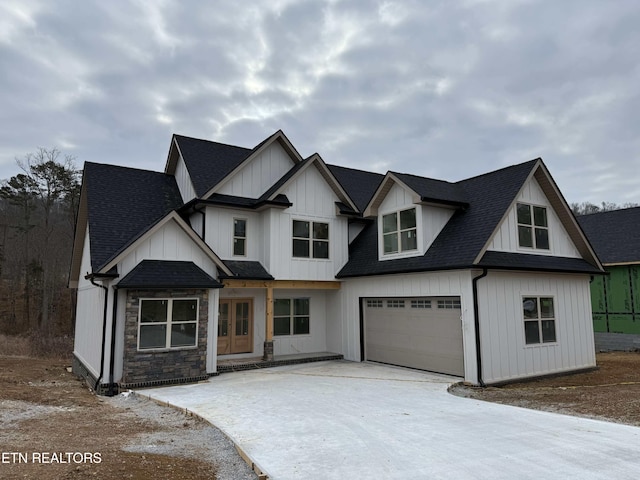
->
[[0, 148, 80, 335], [0, 148, 638, 337]]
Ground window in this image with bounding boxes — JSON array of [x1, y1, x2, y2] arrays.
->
[[274, 298, 310, 336], [366, 299, 384, 308], [386, 299, 405, 308], [411, 299, 431, 309], [233, 219, 247, 256], [437, 299, 461, 309], [292, 220, 329, 259], [138, 298, 198, 350], [382, 208, 417, 255], [517, 203, 549, 250], [523, 297, 556, 344]]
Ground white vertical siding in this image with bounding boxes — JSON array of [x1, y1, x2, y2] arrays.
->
[[421, 205, 454, 252], [73, 226, 104, 377], [118, 220, 219, 279], [267, 166, 349, 280], [488, 177, 581, 257], [477, 271, 595, 384], [206, 288, 220, 373], [378, 183, 415, 212], [204, 208, 260, 261], [175, 154, 197, 203], [216, 142, 293, 198], [333, 271, 477, 383], [189, 212, 204, 238]]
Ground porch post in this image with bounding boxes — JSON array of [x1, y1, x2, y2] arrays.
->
[[263, 284, 274, 361]]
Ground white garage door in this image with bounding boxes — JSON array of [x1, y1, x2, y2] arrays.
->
[[364, 297, 464, 376]]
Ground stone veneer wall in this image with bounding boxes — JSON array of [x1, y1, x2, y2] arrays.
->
[[122, 289, 209, 385]]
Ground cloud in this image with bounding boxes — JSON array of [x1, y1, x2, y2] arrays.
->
[[0, 0, 639, 204]]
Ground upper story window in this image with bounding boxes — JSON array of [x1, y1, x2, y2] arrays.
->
[[382, 208, 417, 255], [233, 218, 247, 256], [523, 296, 556, 344], [292, 220, 329, 259], [517, 203, 549, 250]]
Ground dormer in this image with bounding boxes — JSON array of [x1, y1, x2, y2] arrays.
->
[[363, 172, 468, 261]]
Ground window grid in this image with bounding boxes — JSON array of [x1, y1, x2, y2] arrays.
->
[[411, 299, 432, 309], [274, 298, 310, 336], [517, 203, 549, 250], [386, 299, 405, 308], [437, 299, 461, 309], [138, 298, 198, 350], [382, 208, 417, 255], [233, 218, 247, 256], [523, 296, 556, 345], [292, 220, 329, 259], [366, 299, 384, 308]]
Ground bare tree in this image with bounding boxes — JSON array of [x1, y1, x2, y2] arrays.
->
[[570, 201, 639, 216]]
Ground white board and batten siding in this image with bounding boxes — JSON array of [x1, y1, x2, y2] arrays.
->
[[488, 176, 580, 257], [174, 154, 197, 203], [272, 289, 328, 356], [74, 226, 108, 378], [267, 165, 349, 280], [330, 270, 478, 383], [204, 208, 260, 261], [118, 220, 219, 279], [216, 142, 294, 198], [477, 271, 595, 384], [377, 182, 455, 259]]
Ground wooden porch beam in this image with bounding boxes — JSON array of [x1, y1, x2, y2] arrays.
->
[[222, 279, 341, 290]]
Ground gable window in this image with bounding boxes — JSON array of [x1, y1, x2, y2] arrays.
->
[[138, 298, 198, 350], [233, 218, 247, 256], [382, 208, 417, 254], [292, 220, 329, 259], [517, 203, 549, 250], [523, 296, 556, 344], [274, 298, 310, 336]]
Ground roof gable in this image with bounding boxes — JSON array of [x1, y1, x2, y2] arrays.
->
[[577, 207, 640, 265]]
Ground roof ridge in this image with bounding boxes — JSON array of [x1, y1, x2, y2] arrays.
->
[[173, 133, 252, 152], [577, 205, 640, 217], [84, 161, 170, 176], [327, 163, 385, 176], [391, 170, 458, 184], [456, 158, 540, 184]]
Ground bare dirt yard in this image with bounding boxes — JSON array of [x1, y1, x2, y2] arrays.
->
[[451, 351, 640, 426], [0, 356, 257, 480]]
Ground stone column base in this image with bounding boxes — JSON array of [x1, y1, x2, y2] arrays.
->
[[263, 340, 274, 361]]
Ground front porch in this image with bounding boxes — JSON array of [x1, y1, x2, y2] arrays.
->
[[216, 351, 344, 374]]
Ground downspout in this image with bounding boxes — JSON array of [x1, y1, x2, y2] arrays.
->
[[87, 276, 108, 392], [107, 286, 118, 396], [472, 268, 488, 387]]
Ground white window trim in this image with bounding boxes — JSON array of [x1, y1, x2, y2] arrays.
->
[[137, 297, 199, 351], [516, 203, 552, 253], [232, 217, 247, 257], [291, 218, 331, 260], [521, 294, 558, 347], [378, 205, 423, 261], [273, 297, 311, 337]]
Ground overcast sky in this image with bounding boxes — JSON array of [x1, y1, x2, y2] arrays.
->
[[1, 0, 639, 204]]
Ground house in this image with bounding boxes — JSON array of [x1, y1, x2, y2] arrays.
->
[[578, 207, 640, 351], [69, 130, 604, 394]]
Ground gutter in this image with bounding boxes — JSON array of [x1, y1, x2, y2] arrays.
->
[[472, 268, 488, 387], [85, 274, 109, 392], [108, 288, 118, 396]]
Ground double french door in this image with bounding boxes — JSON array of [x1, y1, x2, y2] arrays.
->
[[217, 299, 253, 355]]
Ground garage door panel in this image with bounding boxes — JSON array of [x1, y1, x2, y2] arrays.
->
[[365, 297, 464, 377]]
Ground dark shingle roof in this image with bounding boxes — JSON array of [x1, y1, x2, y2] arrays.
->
[[84, 162, 184, 272], [117, 260, 222, 289], [220, 260, 274, 280], [337, 159, 541, 277], [577, 207, 640, 264], [478, 251, 601, 274], [392, 172, 468, 207], [328, 164, 384, 213], [174, 135, 252, 197]]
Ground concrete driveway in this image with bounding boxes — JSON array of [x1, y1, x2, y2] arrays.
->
[[141, 361, 640, 480]]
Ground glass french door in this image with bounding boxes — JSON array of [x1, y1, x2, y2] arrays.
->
[[217, 299, 253, 354]]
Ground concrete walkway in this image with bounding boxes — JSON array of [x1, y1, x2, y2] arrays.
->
[[141, 361, 640, 480]]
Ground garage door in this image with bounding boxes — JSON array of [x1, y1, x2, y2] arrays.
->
[[364, 297, 464, 376]]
